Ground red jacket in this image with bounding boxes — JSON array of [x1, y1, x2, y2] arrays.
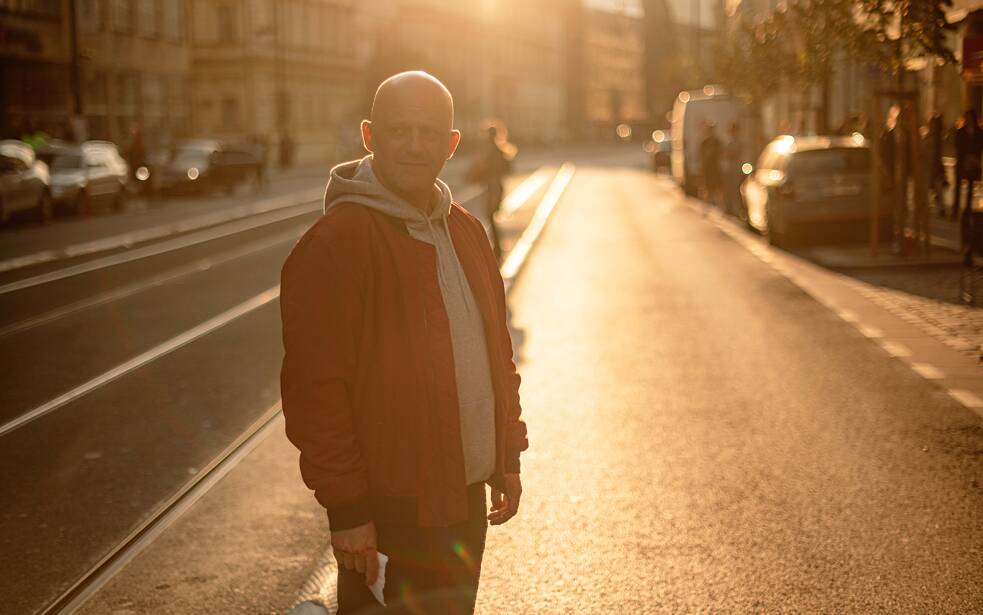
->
[[280, 201, 527, 529]]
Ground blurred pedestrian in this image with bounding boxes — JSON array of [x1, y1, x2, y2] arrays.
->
[[250, 134, 269, 192], [699, 122, 723, 210], [468, 120, 516, 262], [924, 112, 947, 218], [280, 71, 527, 615], [126, 122, 147, 187], [723, 121, 744, 217], [883, 105, 913, 246], [279, 131, 295, 169], [953, 108, 982, 223]]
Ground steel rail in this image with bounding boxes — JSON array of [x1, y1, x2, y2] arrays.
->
[[27, 168, 557, 614], [42, 403, 284, 615], [0, 201, 321, 296]]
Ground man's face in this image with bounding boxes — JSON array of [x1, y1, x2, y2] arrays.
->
[[362, 98, 460, 201]]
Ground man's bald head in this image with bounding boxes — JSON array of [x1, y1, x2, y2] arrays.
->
[[370, 71, 454, 128], [360, 71, 461, 210]]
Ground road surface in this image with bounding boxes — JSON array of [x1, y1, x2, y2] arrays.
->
[[3, 145, 981, 613]]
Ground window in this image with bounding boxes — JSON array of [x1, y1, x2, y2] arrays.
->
[[217, 4, 237, 43], [111, 0, 133, 33], [138, 0, 158, 37], [162, 0, 184, 42], [77, 0, 102, 32], [0, 0, 60, 18], [786, 148, 871, 177], [220, 98, 240, 130], [141, 75, 163, 118]]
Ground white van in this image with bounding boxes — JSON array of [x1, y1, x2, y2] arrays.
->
[[670, 87, 742, 196]]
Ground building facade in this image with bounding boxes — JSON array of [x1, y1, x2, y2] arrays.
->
[[583, 5, 647, 137], [188, 0, 360, 165], [0, 0, 73, 138], [0, 0, 192, 150], [75, 0, 192, 147], [358, 0, 568, 146]]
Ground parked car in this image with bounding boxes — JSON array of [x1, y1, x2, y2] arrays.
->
[[158, 140, 260, 195], [44, 141, 129, 215], [0, 140, 52, 223], [742, 135, 886, 247], [644, 129, 672, 172], [670, 86, 744, 196]]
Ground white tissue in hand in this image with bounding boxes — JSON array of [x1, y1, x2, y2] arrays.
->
[[369, 552, 388, 606]]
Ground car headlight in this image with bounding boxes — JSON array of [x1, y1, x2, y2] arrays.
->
[[187, 167, 199, 180], [136, 166, 150, 181]]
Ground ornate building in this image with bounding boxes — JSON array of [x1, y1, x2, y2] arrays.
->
[[188, 0, 360, 163], [583, 4, 648, 137]]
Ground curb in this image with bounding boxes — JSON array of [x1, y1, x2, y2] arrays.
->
[[0, 187, 323, 275]]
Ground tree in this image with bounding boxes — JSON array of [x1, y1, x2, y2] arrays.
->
[[721, 0, 955, 133], [786, 0, 867, 133], [718, 10, 794, 111], [856, 0, 956, 80]]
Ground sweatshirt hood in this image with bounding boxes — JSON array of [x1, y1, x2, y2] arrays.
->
[[322, 155, 475, 317], [323, 155, 452, 223]]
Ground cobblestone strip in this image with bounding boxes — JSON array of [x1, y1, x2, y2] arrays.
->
[[844, 278, 983, 363]]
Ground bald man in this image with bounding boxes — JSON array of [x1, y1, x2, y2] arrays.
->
[[280, 72, 527, 613]]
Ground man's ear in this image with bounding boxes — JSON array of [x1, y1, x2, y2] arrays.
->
[[360, 119, 374, 153], [447, 129, 462, 160]]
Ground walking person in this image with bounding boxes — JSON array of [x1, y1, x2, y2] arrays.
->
[[953, 108, 982, 223], [279, 131, 295, 169], [250, 134, 269, 193], [699, 122, 723, 211], [925, 112, 947, 218], [280, 71, 527, 615], [723, 121, 744, 217], [468, 122, 515, 262]]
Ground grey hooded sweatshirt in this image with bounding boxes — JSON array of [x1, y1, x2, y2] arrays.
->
[[322, 155, 497, 486]]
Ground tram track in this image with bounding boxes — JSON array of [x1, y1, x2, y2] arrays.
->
[[6, 168, 561, 614]]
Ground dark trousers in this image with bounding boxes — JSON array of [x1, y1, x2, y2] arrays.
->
[[486, 182, 504, 262], [953, 173, 977, 220], [336, 484, 488, 615]]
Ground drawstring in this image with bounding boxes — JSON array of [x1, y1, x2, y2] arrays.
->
[[421, 210, 474, 317]]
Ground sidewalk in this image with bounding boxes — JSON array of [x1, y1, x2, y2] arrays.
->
[[746, 199, 983, 364]]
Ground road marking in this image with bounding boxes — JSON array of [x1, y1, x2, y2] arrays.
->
[[947, 388, 983, 409], [877, 340, 912, 357], [0, 286, 280, 439], [0, 226, 305, 339], [0, 202, 319, 296], [501, 163, 575, 287], [858, 324, 884, 339], [909, 363, 945, 380], [835, 309, 859, 322], [0, 188, 324, 275], [501, 167, 553, 215]]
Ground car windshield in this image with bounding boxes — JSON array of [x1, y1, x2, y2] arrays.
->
[[50, 154, 84, 171], [787, 148, 870, 176], [170, 149, 210, 168]]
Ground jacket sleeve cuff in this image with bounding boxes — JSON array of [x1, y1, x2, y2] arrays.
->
[[326, 497, 373, 531], [504, 449, 521, 474]]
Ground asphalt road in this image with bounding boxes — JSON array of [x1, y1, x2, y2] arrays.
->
[[4, 144, 982, 614], [0, 144, 609, 614], [475, 167, 983, 613]]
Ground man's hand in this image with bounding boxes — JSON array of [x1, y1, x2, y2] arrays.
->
[[488, 473, 522, 525], [331, 521, 380, 586]]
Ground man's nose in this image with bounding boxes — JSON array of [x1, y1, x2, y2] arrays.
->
[[407, 128, 424, 153]]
